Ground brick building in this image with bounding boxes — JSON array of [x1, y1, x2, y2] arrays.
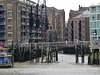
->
[[44, 7, 65, 42], [0, 0, 44, 46], [67, 5, 90, 41]]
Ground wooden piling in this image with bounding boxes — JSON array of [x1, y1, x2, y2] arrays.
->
[[30, 44, 31, 62], [81, 44, 84, 63], [56, 43, 58, 61], [41, 43, 43, 63], [19, 44, 20, 63], [75, 45, 79, 63]]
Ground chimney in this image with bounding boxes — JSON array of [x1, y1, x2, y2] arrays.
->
[[79, 5, 80, 9]]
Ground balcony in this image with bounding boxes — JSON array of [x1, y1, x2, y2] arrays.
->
[[38, 31, 41, 33], [0, 22, 5, 26], [26, 15, 29, 18], [21, 8, 25, 11], [38, 37, 41, 39], [0, 6, 5, 11], [21, 29, 25, 32], [26, 29, 29, 32], [32, 10, 35, 13], [31, 36, 37, 39], [0, 37, 5, 41], [0, 14, 5, 18], [26, 23, 29, 25], [0, 29, 5, 33], [21, 15, 26, 18], [31, 30, 36, 33], [21, 22, 25, 25]]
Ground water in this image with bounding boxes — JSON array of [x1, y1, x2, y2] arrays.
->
[[0, 54, 100, 75]]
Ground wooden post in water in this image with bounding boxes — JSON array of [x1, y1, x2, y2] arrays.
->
[[96, 49, 99, 65], [75, 44, 79, 63], [46, 43, 49, 63], [36, 44, 39, 63], [12, 41, 14, 67], [19, 44, 20, 63], [41, 43, 43, 63], [81, 43, 84, 63], [54, 50, 56, 62], [56, 43, 58, 61], [97, 49, 99, 65], [49, 47, 52, 62], [93, 49, 95, 65], [30, 43, 31, 62]]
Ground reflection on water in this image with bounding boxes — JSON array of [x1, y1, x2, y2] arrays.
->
[[0, 54, 100, 75]]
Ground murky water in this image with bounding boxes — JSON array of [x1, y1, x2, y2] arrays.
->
[[0, 54, 100, 75]]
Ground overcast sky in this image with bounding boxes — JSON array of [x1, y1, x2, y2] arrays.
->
[[33, 0, 100, 21]]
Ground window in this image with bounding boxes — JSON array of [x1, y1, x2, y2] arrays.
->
[[90, 22, 96, 28], [75, 21, 77, 25], [8, 41, 12, 46], [97, 29, 100, 35], [90, 14, 96, 21], [8, 34, 12, 38], [97, 21, 100, 28], [92, 16, 95, 20], [8, 26, 12, 31], [50, 26, 52, 29], [75, 26, 77, 28], [8, 19, 12, 23], [75, 36, 77, 39], [91, 7, 96, 13], [97, 14, 100, 20], [83, 36, 85, 38], [75, 31, 77, 34], [83, 20, 84, 24], [97, 6, 100, 13], [7, 5, 12, 10], [7, 12, 12, 16]]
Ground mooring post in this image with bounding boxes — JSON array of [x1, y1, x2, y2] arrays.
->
[[12, 41, 14, 67], [54, 50, 56, 62], [88, 48, 92, 65], [23, 46, 25, 61], [81, 42, 84, 63], [76, 45, 79, 63], [97, 49, 99, 65], [41, 43, 43, 63], [82, 45, 84, 63], [30, 43, 31, 62], [19, 44, 20, 63], [56, 43, 58, 61], [49, 47, 52, 62], [46, 43, 49, 63], [36, 46, 38, 63]]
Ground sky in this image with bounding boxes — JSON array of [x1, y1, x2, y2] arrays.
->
[[33, 0, 100, 21]]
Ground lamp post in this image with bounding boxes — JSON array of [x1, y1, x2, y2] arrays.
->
[[93, 29, 97, 36], [93, 29, 97, 44]]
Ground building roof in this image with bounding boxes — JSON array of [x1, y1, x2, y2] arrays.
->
[[70, 10, 79, 14], [73, 14, 89, 19], [79, 7, 89, 12], [0, 46, 7, 50], [70, 6, 89, 14]]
